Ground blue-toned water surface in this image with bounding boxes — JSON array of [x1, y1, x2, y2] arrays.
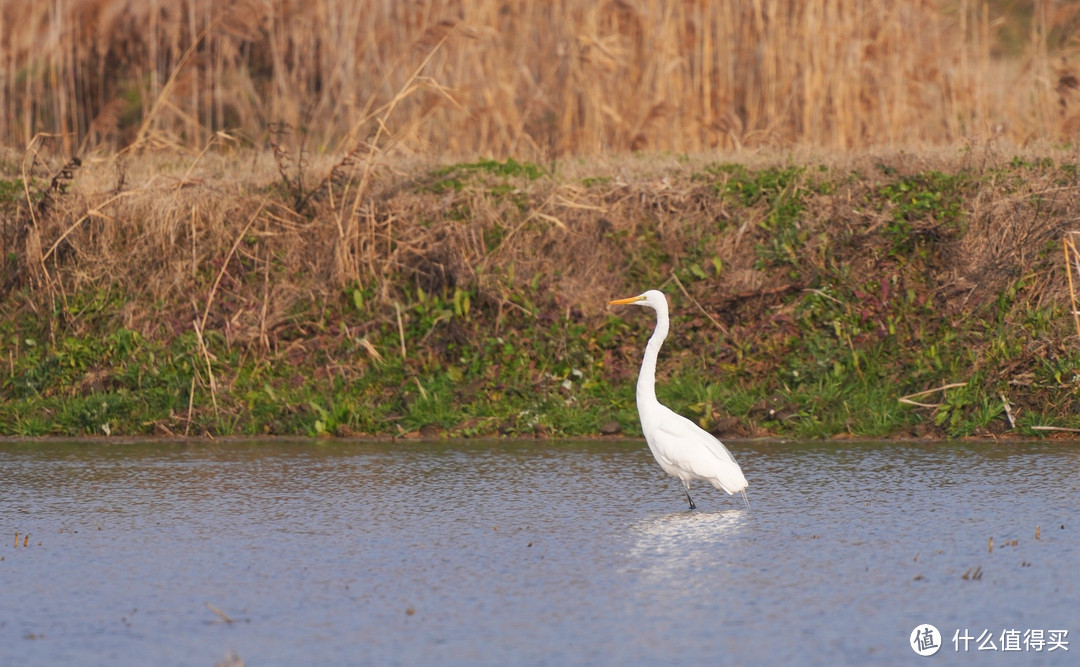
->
[[1, 439, 1077, 664]]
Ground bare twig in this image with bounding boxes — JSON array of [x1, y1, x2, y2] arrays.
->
[[258, 246, 271, 353], [200, 203, 265, 334], [671, 271, 728, 335], [898, 382, 968, 408], [1029, 425, 1080, 433], [205, 602, 233, 624], [803, 287, 843, 304], [125, 16, 220, 153], [187, 204, 264, 424], [192, 317, 219, 417], [1000, 393, 1015, 428], [333, 38, 452, 285], [184, 375, 197, 437], [394, 302, 407, 358], [1065, 233, 1080, 341], [357, 337, 383, 364], [41, 190, 136, 264]]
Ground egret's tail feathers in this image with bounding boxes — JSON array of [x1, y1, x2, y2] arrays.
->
[[714, 476, 748, 497], [740, 489, 749, 508]]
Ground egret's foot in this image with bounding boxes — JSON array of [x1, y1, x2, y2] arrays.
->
[[685, 491, 696, 510]]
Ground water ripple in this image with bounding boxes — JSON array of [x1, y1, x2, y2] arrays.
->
[[1, 439, 1077, 664]]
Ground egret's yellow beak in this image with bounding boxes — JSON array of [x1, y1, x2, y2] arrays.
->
[[609, 295, 645, 305]]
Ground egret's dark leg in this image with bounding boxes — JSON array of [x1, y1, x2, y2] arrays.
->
[[683, 482, 696, 510]]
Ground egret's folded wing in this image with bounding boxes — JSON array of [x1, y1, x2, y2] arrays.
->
[[654, 409, 747, 493], [655, 410, 738, 464]]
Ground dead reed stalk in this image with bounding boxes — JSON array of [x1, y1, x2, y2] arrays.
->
[[1064, 231, 1080, 341], [3, 1, 1077, 157]]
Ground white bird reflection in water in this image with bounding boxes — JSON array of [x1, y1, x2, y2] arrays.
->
[[625, 509, 747, 588]]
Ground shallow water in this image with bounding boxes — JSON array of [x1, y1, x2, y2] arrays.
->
[[1, 439, 1078, 664]]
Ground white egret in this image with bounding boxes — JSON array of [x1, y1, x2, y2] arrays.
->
[[609, 290, 749, 509]]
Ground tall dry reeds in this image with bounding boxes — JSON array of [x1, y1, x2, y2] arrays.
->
[[2, 0, 1080, 158]]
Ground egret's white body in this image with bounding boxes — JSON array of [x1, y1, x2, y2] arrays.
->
[[610, 290, 749, 509]]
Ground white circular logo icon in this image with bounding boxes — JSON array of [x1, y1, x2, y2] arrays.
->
[[911, 624, 942, 656]]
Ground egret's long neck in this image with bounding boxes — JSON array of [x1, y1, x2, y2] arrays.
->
[[637, 303, 669, 406]]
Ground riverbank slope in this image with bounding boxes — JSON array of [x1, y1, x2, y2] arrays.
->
[[3, 146, 1079, 439]]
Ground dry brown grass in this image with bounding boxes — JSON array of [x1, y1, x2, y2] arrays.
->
[[5, 1, 1080, 158], [6, 136, 1080, 352]]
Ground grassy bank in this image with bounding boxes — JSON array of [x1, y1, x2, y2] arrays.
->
[[4, 144, 1080, 439]]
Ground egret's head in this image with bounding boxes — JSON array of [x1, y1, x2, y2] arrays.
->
[[609, 290, 667, 310]]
